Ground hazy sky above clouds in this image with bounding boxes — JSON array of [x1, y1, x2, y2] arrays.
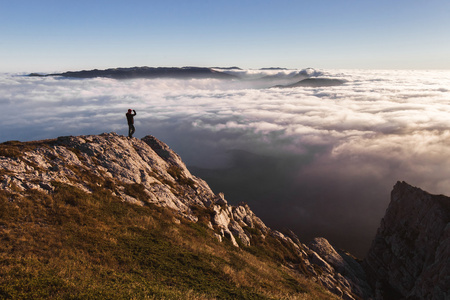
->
[[1, 0, 450, 72], [1, 69, 450, 256]]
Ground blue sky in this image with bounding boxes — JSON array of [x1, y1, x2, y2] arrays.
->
[[1, 0, 449, 72]]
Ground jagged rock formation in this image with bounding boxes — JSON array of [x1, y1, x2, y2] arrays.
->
[[0, 132, 370, 299], [0, 133, 257, 231], [308, 237, 373, 300], [365, 181, 450, 300]]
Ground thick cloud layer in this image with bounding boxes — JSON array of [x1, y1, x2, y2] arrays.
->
[[2, 69, 450, 257]]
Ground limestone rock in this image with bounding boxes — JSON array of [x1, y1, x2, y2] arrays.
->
[[307, 237, 373, 300], [0, 133, 268, 251], [365, 181, 450, 299]]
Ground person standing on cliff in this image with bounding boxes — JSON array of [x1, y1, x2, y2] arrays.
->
[[126, 109, 136, 138]]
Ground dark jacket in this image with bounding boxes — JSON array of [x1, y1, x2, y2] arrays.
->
[[126, 110, 136, 125]]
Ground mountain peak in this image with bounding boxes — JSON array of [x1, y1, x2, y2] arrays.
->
[[365, 181, 450, 299]]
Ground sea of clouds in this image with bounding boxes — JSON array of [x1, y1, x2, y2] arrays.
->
[[1, 69, 450, 256]]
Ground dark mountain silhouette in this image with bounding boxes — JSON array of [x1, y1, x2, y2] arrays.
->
[[211, 66, 242, 70], [274, 78, 345, 88], [29, 66, 238, 79], [28, 66, 343, 90], [364, 181, 449, 299]]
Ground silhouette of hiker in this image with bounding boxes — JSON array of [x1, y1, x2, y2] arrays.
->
[[126, 109, 136, 138]]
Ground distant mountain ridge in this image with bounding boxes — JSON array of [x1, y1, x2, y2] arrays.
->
[[30, 66, 237, 79], [274, 78, 346, 88], [28, 66, 345, 88]]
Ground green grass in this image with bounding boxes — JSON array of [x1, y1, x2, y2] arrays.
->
[[0, 173, 337, 300]]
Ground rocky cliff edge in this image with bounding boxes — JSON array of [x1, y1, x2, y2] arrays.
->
[[365, 181, 450, 300]]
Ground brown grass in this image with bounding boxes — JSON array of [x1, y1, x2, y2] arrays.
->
[[0, 161, 338, 299]]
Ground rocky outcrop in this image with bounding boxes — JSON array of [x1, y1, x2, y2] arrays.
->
[[0, 132, 370, 299], [0, 133, 263, 234], [308, 238, 373, 300], [365, 181, 450, 300]]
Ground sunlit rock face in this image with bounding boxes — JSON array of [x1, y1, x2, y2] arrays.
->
[[307, 238, 373, 300], [365, 181, 450, 300], [0, 133, 262, 233]]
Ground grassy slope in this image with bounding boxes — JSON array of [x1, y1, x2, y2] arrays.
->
[[0, 143, 337, 300]]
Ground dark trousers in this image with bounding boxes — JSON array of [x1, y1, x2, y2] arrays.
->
[[128, 124, 135, 138]]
